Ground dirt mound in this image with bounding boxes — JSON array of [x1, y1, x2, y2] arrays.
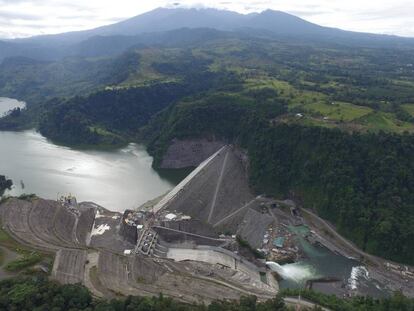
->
[[0, 198, 94, 251]]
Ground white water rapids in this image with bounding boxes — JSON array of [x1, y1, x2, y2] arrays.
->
[[347, 266, 369, 290], [266, 261, 317, 283]]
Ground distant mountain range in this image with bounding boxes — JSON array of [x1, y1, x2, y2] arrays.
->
[[1, 7, 414, 61]]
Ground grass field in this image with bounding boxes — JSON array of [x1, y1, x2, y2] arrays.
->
[[306, 102, 373, 121], [0, 247, 4, 266], [0, 226, 22, 251], [244, 77, 328, 108], [402, 104, 414, 117], [4, 252, 43, 272], [118, 49, 181, 87], [357, 111, 414, 133], [0, 223, 51, 273], [245, 76, 414, 133]]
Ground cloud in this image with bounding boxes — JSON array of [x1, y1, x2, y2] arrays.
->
[[0, 0, 413, 38], [0, 10, 43, 20]]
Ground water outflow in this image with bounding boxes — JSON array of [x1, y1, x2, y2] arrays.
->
[[266, 261, 316, 283], [348, 266, 369, 290]]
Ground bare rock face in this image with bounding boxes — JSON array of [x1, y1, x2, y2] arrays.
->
[[160, 139, 225, 169]]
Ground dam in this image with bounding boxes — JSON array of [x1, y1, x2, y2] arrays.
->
[[0, 138, 406, 300]]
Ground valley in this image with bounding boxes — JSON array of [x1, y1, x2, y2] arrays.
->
[[0, 5, 414, 310], [0, 142, 412, 304]]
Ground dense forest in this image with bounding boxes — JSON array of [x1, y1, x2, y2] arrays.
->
[[37, 83, 188, 146], [37, 68, 241, 146], [0, 276, 289, 311], [0, 276, 412, 311], [0, 175, 12, 196], [0, 51, 141, 104], [242, 123, 414, 264]]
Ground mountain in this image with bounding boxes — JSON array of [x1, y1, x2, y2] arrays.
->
[[1, 8, 414, 62], [17, 8, 249, 45], [22, 7, 414, 44], [2, 8, 414, 267]]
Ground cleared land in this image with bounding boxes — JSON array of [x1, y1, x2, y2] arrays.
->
[[52, 249, 87, 284], [0, 196, 277, 303], [306, 102, 372, 121]]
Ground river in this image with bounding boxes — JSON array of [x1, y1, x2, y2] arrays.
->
[[0, 98, 186, 212], [270, 225, 389, 298]]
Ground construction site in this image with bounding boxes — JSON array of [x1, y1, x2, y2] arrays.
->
[[0, 144, 413, 302]]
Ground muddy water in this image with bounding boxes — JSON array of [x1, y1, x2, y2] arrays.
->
[[0, 98, 186, 212]]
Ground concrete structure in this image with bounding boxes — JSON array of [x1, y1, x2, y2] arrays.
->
[[156, 146, 254, 231], [152, 146, 227, 215]]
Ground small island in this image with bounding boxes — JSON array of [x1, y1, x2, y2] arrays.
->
[[0, 175, 12, 195]]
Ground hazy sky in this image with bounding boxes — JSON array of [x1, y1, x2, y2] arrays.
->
[[0, 0, 413, 39]]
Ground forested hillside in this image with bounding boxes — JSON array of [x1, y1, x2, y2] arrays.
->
[[3, 32, 414, 133], [37, 69, 240, 146], [0, 51, 140, 104], [2, 28, 414, 264], [144, 98, 414, 264], [244, 123, 414, 264]]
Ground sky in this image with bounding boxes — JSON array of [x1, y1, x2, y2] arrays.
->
[[0, 0, 413, 39]]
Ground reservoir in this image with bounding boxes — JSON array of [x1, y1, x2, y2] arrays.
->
[[0, 98, 182, 212]]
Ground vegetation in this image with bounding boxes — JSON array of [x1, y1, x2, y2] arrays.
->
[[0, 276, 290, 311], [17, 194, 37, 201], [4, 252, 43, 272], [2, 29, 414, 265], [242, 123, 414, 264], [0, 224, 50, 273], [0, 175, 12, 196], [36, 67, 240, 146], [0, 227, 20, 251], [0, 52, 140, 103], [0, 276, 412, 310], [3, 32, 414, 134], [147, 102, 414, 264], [145, 90, 286, 165]]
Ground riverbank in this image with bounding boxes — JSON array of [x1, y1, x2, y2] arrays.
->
[[301, 208, 414, 297]]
